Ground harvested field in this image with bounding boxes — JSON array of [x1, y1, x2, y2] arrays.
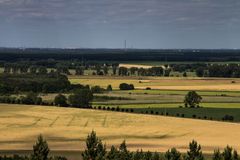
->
[[119, 64, 154, 69], [0, 104, 240, 154], [69, 76, 240, 91]]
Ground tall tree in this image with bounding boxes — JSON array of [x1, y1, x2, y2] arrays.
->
[[184, 91, 202, 108], [165, 148, 181, 160], [31, 135, 50, 160], [82, 131, 106, 160], [185, 140, 204, 160]]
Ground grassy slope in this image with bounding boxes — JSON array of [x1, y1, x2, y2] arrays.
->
[[1, 104, 240, 154]]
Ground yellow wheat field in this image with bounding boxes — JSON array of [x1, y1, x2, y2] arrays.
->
[[0, 104, 240, 153], [119, 64, 153, 69], [69, 76, 240, 91]]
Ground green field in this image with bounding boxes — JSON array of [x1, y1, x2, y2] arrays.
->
[[68, 75, 240, 122]]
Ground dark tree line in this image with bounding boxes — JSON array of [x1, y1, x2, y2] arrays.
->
[[0, 73, 71, 94], [82, 131, 239, 160], [0, 131, 239, 160], [1, 48, 240, 62]]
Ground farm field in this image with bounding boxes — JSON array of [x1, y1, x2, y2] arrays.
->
[[0, 104, 240, 154], [69, 76, 240, 91]]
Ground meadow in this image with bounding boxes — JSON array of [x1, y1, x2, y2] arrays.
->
[[0, 104, 240, 154]]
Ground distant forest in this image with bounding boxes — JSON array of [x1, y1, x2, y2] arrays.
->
[[1, 48, 240, 62]]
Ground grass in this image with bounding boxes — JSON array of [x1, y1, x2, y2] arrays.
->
[[1, 104, 240, 154]]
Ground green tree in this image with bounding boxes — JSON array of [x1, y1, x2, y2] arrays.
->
[[213, 149, 222, 160], [54, 94, 67, 107], [223, 146, 233, 160], [20, 92, 42, 105], [75, 66, 84, 75], [118, 140, 132, 160], [184, 91, 202, 108], [106, 85, 112, 91], [144, 151, 152, 160], [133, 150, 144, 160], [233, 150, 239, 160], [185, 140, 204, 160], [106, 146, 119, 160], [82, 131, 106, 160], [196, 67, 204, 77], [103, 66, 108, 75], [91, 86, 104, 94], [31, 135, 50, 160], [183, 72, 187, 77], [119, 83, 134, 90], [68, 89, 93, 108], [152, 152, 160, 160], [165, 148, 182, 160], [30, 66, 37, 74], [38, 67, 48, 75]]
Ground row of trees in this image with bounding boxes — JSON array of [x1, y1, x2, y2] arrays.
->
[[82, 131, 239, 160], [3, 64, 169, 77], [3, 132, 239, 160], [118, 67, 169, 76], [0, 73, 73, 94], [4, 60, 240, 78]]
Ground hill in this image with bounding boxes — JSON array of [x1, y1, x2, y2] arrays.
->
[[0, 104, 239, 153]]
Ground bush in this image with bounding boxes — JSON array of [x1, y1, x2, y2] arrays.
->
[[20, 93, 42, 105], [106, 85, 113, 91], [54, 94, 67, 107], [116, 106, 120, 111], [223, 115, 234, 121], [119, 83, 134, 90], [91, 85, 105, 93]]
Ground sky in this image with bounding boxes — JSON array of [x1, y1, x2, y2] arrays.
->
[[0, 0, 240, 49]]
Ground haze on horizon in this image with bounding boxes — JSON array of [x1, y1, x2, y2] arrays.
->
[[0, 0, 240, 49]]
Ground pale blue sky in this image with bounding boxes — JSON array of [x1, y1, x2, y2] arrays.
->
[[0, 0, 240, 49]]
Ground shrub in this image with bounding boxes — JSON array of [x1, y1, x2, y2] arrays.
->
[[119, 83, 134, 90], [106, 85, 113, 91], [54, 94, 67, 107], [91, 85, 105, 93]]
